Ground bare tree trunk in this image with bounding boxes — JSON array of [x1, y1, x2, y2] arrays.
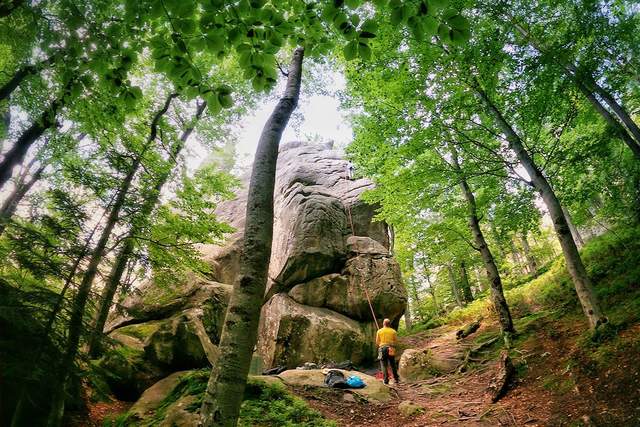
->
[[0, 162, 44, 236], [424, 271, 439, 313], [404, 304, 413, 330], [473, 267, 487, 292], [574, 80, 640, 159], [450, 147, 514, 335], [510, 21, 640, 159], [510, 237, 528, 274], [47, 95, 175, 427], [0, 100, 59, 189], [520, 233, 538, 274], [561, 206, 584, 248], [473, 81, 607, 330], [87, 101, 205, 358], [199, 48, 304, 427], [447, 264, 464, 308], [459, 261, 474, 302]]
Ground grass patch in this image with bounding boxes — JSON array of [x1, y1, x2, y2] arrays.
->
[[418, 226, 640, 333]]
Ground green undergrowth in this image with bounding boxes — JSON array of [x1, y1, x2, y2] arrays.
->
[[410, 226, 640, 336], [106, 370, 335, 427]]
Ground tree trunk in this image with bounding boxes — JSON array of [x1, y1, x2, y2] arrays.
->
[[510, 21, 640, 159], [47, 94, 175, 427], [459, 261, 474, 303], [0, 162, 44, 236], [424, 270, 439, 313], [473, 81, 607, 330], [561, 206, 584, 248], [473, 267, 487, 292], [447, 264, 464, 308], [10, 208, 107, 427], [489, 221, 507, 261], [450, 146, 514, 335], [509, 238, 526, 274], [575, 80, 640, 159], [0, 100, 59, 189], [87, 101, 205, 358], [199, 48, 304, 427], [404, 304, 413, 330], [0, 66, 35, 103], [520, 233, 538, 274]]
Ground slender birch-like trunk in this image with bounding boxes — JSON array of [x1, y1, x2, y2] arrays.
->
[[459, 261, 474, 302], [473, 81, 607, 330], [450, 146, 514, 335], [199, 48, 304, 427]]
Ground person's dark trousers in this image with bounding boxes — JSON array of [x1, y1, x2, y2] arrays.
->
[[379, 346, 400, 384]]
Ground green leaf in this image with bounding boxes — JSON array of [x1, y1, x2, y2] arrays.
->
[[358, 42, 372, 60], [423, 15, 438, 36], [390, 7, 404, 26], [343, 41, 358, 61], [360, 19, 378, 34], [447, 15, 470, 31], [429, 0, 449, 11], [437, 23, 451, 42]]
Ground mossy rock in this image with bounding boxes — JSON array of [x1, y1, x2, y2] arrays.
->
[[109, 370, 335, 427], [97, 344, 167, 401], [398, 400, 424, 417], [398, 348, 457, 381]]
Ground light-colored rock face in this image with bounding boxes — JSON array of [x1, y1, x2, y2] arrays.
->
[[257, 293, 376, 369], [106, 142, 406, 393], [202, 142, 406, 368]]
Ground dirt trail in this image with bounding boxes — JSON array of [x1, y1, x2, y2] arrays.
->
[[301, 320, 640, 427]]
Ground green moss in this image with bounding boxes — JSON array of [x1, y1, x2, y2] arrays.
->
[[542, 376, 576, 394], [117, 321, 162, 341], [105, 372, 335, 427]]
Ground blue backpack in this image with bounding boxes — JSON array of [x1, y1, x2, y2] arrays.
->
[[346, 375, 366, 389]]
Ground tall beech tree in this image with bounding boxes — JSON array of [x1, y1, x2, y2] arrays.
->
[[449, 145, 514, 336], [200, 47, 304, 427], [47, 94, 176, 426], [87, 101, 207, 358]]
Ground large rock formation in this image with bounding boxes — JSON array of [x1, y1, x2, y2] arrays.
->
[[103, 141, 407, 398]]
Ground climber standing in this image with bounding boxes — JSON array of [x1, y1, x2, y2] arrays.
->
[[376, 318, 400, 385]]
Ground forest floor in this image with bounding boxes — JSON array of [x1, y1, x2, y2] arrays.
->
[[297, 315, 640, 427]]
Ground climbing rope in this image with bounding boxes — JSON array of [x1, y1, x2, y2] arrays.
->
[[345, 163, 380, 331]]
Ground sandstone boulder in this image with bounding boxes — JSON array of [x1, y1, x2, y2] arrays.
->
[[342, 254, 407, 322], [275, 369, 393, 403], [96, 343, 167, 401], [287, 253, 407, 324], [398, 348, 461, 381], [106, 277, 231, 334], [346, 236, 388, 255], [257, 294, 375, 369]]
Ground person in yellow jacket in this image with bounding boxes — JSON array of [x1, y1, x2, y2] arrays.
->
[[376, 318, 400, 385]]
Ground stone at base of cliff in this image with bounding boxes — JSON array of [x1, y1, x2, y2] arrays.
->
[[275, 369, 393, 404], [398, 348, 461, 381], [398, 400, 424, 417], [257, 293, 376, 368], [129, 371, 193, 420]]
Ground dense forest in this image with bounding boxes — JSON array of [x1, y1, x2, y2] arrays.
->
[[1, 0, 639, 426]]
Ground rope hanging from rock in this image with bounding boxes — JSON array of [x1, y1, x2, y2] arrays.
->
[[345, 163, 380, 331]]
